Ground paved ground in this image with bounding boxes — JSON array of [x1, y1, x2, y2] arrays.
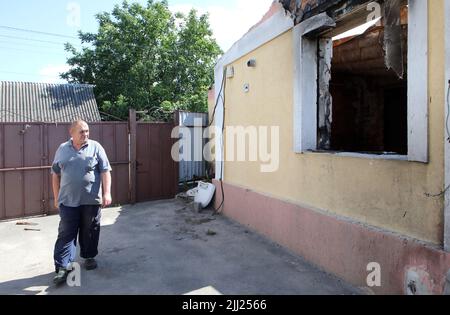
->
[[0, 199, 362, 295]]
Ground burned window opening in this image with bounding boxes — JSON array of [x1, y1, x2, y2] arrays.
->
[[317, 1, 408, 155]]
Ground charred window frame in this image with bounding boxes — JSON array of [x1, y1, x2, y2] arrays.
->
[[293, 0, 428, 162]]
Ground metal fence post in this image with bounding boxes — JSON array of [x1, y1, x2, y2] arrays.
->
[[174, 111, 180, 194], [129, 109, 137, 204]]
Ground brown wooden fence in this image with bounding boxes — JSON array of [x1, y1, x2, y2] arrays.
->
[[0, 113, 178, 221]]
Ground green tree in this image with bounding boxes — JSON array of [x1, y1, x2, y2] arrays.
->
[[62, 0, 222, 121]]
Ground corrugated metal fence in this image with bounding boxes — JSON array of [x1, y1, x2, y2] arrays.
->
[[0, 118, 178, 221], [178, 111, 208, 182], [0, 122, 129, 220]]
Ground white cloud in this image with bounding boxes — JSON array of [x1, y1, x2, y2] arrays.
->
[[38, 64, 70, 84], [170, 0, 274, 52]]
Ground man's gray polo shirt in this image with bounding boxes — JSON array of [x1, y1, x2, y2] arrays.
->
[[52, 139, 112, 207]]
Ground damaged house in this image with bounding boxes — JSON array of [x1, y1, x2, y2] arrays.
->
[[211, 0, 450, 294]]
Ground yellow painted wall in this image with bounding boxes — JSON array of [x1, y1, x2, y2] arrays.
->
[[220, 0, 446, 245]]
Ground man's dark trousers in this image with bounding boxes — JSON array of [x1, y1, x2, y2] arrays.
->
[[54, 204, 101, 272]]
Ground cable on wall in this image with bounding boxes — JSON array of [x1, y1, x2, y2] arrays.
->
[[209, 67, 227, 214], [425, 81, 450, 198]]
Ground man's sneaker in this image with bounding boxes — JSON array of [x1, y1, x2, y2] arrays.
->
[[84, 258, 97, 270], [53, 268, 69, 285]]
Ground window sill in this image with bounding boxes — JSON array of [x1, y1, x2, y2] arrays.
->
[[303, 150, 408, 161]]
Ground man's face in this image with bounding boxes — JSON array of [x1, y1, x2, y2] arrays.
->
[[71, 122, 89, 146]]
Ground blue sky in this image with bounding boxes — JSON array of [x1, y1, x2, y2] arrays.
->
[[0, 0, 273, 83]]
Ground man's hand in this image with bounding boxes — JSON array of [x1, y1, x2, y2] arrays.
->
[[52, 173, 60, 210], [102, 192, 112, 208], [101, 171, 112, 208]]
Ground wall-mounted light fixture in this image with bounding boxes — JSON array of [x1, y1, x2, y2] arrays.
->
[[247, 59, 256, 68]]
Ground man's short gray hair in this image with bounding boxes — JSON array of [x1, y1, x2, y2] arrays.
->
[[70, 119, 88, 132]]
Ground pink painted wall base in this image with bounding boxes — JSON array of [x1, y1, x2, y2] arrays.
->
[[213, 179, 450, 295]]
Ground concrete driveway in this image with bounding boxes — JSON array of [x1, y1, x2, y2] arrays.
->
[[0, 199, 361, 295]]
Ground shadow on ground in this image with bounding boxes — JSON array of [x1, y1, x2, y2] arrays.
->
[[0, 199, 362, 295]]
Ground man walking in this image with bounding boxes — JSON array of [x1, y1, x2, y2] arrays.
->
[[51, 120, 112, 285]]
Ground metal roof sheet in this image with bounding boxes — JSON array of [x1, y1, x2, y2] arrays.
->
[[0, 81, 101, 123]]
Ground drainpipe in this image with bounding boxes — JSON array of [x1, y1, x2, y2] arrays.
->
[[445, 270, 450, 295], [445, 0, 450, 252]]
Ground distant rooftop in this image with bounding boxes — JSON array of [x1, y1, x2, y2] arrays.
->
[[0, 81, 101, 123]]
